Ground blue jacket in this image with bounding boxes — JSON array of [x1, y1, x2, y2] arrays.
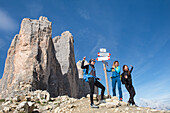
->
[[106, 66, 120, 78]]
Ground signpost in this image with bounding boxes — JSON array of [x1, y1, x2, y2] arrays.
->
[[96, 48, 111, 98]]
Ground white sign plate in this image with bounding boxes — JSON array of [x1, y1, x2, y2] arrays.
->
[[98, 52, 111, 57], [100, 48, 106, 53], [96, 56, 110, 61]]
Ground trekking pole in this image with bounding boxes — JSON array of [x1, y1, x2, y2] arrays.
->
[[103, 63, 110, 98]]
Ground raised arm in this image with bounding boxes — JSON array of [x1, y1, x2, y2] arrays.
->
[[130, 65, 133, 73], [81, 60, 89, 69], [81, 56, 89, 69]]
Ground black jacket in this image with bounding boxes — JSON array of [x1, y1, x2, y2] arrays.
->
[[121, 67, 133, 85]]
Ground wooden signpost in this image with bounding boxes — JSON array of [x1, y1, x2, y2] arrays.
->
[[96, 48, 111, 98]]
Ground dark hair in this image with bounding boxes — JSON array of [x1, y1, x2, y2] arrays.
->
[[89, 59, 95, 64], [123, 65, 130, 75], [114, 61, 119, 64]]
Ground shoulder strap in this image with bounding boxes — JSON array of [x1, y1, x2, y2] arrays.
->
[[88, 65, 92, 75]]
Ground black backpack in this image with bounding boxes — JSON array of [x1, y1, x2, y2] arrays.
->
[[120, 73, 125, 84]]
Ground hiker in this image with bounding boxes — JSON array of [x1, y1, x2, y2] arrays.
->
[[104, 61, 123, 101], [81, 56, 105, 108], [121, 65, 137, 106]]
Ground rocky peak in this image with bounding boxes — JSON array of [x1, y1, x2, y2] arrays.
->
[[0, 16, 89, 99], [53, 31, 79, 98], [0, 16, 62, 98]]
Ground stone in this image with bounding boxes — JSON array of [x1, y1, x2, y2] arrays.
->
[[99, 103, 106, 108], [150, 109, 158, 112], [45, 105, 53, 110], [112, 96, 119, 100], [80, 97, 85, 100], [10, 104, 17, 109], [2, 101, 11, 106], [86, 94, 97, 99], [5, 97, 11, 102], [0, 16, 63, 98], [112, 100, 120, 106], [3, 107, 11, 113], [119, 101, 128, 106], [106, 102, 119, 108], [125, 107, 129, 111], [106, 99, 112, 102], [50, 98, 56, 101], [53, 31, 79, 98], [115, 108, 119, 111], [67, 104, 77, 109], [16, 101, 28, 111], [41, 90, 50, 101], [12, 96, 21, 102], [25, 96, 31, 101], [16, 101, 35, 113], [136, 107, 142, 110]]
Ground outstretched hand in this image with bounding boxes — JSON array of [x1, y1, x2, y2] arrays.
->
[[98, 78, 101, 80], [130, 65, 133, 67], [83, 56, 86, 61]]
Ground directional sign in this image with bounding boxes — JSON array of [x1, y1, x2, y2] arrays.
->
[[96, 56, 110, 61], [100, 48, 106, 53], [98, 52, 111, 57]]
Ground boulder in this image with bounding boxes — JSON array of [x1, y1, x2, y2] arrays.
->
[[111, 96, 119, 100], [106, 101, 119, 108]]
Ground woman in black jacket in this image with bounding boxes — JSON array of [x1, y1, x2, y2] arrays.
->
[[121, 65, 137, 106]]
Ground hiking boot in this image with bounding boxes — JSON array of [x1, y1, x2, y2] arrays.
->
[[127, 101, 131, 105], [99, 99, 106, 104], [91, 104, 99, 108], [120, 98, 123, 101], [132, 104, 138, 107]]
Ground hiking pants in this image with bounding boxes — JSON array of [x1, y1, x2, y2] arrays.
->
[[125, 84, 136, 104], [111, 76, 123, 99], [88, 77, 105, 105]]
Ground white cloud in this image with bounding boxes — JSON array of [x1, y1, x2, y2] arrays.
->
[[138, 98, 170, 110], [78, 8, 90, 20], [0, 9, 17, 31]]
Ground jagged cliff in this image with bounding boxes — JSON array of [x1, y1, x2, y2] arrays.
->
[[0, 16, 89, 99]]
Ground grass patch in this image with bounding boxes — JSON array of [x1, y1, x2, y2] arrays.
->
[[36, 101, 41, 104], [0, 99, 5, 103]]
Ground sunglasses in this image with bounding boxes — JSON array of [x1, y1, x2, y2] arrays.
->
[[92, 60, 96, 63]]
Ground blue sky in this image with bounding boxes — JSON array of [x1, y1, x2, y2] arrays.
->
[[0, 0, 170, 109]]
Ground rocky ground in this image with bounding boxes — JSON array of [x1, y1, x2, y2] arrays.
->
[[0, 90, 170, 113]]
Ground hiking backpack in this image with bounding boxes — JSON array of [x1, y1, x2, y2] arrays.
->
[[120, 74, 125, 84]]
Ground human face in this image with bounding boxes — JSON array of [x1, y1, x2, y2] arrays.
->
[[115, 62, 119, 67], [91, 60, 95, 65], [124, 65, 129, 71]]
